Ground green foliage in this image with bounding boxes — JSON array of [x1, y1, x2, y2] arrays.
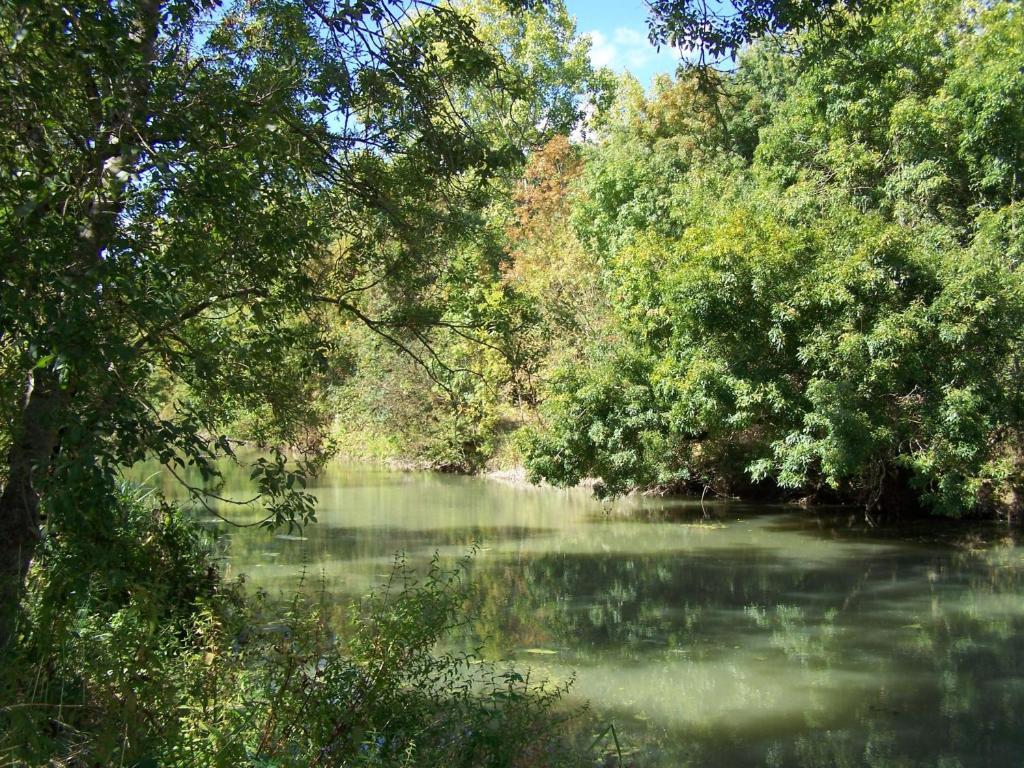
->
[[328, 274, 538, 473], [453, 0, 611, 150], [0, 0, 586, 596], [646, 0, 879, 63], [2, 486, 584, 767], [319, 1, 607, 473], [524, 0, 1024, 517]]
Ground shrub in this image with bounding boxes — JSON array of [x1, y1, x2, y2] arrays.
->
[[1, 486, 585, 767]]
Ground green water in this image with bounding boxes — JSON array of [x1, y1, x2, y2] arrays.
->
[[153, 461, 1024, 767]]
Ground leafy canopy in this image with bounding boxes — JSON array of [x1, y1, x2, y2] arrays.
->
[[0, 0, 572, 586], [523, 0, 1024, 516]]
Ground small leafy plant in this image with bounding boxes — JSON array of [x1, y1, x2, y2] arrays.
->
[[1, 485, 587, 768]]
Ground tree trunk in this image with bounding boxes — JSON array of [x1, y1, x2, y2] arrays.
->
[[0, 369, 61, 648]]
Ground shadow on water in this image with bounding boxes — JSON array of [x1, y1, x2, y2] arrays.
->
[[137, 460, 1024, 767], [458, 546, 1024, 767]]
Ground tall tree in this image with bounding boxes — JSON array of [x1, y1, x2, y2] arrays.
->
[[0, 0, 543, 643], [524, 0, 1024, 516]]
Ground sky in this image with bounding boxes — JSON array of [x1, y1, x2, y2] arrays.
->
[[564, 0, 684, 90]]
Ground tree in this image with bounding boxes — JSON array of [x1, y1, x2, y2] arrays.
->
[[322, 0, 608, 471], [524, 0, 1024, 516], [453, 0, 606, 149], [0, 0, 547, 643], [646, 0, 879, 65]]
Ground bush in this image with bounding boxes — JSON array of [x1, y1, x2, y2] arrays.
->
[[1, 486, 586, 767], [522, 0, 1024, 518]]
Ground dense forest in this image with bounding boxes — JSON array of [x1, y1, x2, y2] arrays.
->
[[335, 0, 1024, 521], [1, 0, 1022, 765]]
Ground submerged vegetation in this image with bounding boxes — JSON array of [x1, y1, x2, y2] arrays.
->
[[0, 0, 1022, 764]]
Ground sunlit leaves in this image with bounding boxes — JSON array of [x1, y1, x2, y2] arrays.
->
[[0, 0, 567, 538], [525, 0, 1024, 516]]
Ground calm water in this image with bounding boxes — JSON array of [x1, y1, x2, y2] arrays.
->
[[151, 461, 1024, 767]]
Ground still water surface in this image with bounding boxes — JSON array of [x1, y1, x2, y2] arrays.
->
[[155, 461, 1024, 767]]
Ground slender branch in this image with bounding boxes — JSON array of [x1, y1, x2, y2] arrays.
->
[[131, 288, 267, 353], [162, 462, 274, 529]]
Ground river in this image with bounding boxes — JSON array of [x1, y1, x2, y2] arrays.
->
[[152, 460, 1024, 767]]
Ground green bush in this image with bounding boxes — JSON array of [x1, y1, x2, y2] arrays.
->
[[1, 486, 586, 767], [523, 0, 1024, 518]]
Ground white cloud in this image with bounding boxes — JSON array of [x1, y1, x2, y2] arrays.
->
[[587, 30, 617, 68], [585, 26, 682, 75]]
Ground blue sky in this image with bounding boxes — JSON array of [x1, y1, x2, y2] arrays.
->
[[564, 0, 684, 89]]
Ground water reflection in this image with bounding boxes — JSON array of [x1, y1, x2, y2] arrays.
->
[[141, 461, 1024, 767]]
